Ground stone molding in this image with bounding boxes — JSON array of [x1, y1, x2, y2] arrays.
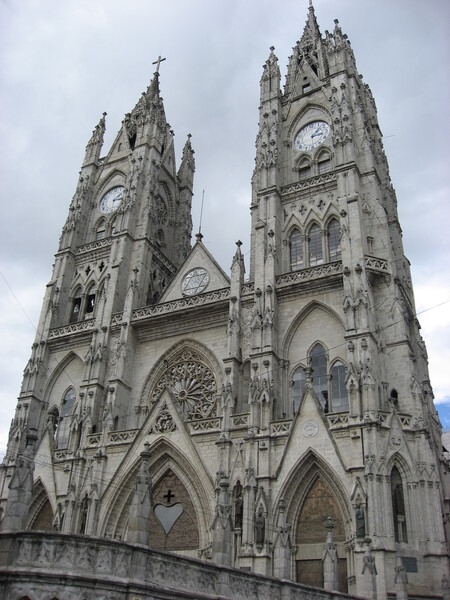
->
[[48, 318, 96, 339], [110, 288, 230, 326], [0, 531, 357, 600], [276, 261, 342, 287]]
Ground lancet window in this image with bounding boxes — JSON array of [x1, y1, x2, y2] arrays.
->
[[327, 218, 341, 261], [290, 229, 304, 271], [56, 387, 76, 449], [288, 218, 341, 272], [69, 283, 98, 323], [391, 466, 408, 543], [291, 344, 348, 414]]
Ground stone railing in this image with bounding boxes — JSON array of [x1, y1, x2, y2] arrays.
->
[[0, 531, 356, 600], [281, 171, 337, 195], [270, 420, 292, 436], [276, 261, 342, 288], [111, 288, 231, 325], [76, 237, 112, 255], [108, 429, 139, 444], [364, 255, 389, 274], [48, 318, 95, 339]]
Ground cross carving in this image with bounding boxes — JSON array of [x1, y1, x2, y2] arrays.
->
[[163, 489, 174, 504], [152, 55, 166, 74]]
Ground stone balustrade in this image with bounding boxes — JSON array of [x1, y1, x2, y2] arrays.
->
[[0, 531, 357, 600]]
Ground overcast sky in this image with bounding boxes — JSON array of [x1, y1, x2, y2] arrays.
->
[[1, 0, 449, 457]]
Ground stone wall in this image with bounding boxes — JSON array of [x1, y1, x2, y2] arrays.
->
[[0, 531, 358, 600]]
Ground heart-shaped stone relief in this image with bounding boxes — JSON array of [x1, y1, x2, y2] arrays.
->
[[154, 503, 184, 534]]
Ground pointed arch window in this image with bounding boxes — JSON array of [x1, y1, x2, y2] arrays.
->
[[310, 343, 328, 411], [317, 150, 332, 174], [330, 361, 348, 412], [85, 284, 96, 317], [70, 288, 82, 323], [57, 387, 76, 449], [391, 466, 408, 542], [328, 219, 341, 261], [292, 366, 306, 413], [308, 224, 323, 266], [298, 158, 312, 180], [96, 219, 106, 240], [290, 229, 304, 271], [299, 345, 349, 414]]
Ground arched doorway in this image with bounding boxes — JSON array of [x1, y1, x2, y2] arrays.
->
[[280, 451, 351, 593], [295, 476, 348, 591]]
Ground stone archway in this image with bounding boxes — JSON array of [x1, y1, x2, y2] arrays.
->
[[151, 468, 199, 551], [295, 475, 347, 591], [277, 450, 351, 593]]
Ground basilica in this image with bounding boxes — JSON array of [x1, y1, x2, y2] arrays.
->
[[0, 4, 448, 599]]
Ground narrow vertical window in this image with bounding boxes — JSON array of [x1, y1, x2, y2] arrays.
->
[[96, 219, 106, 240], [328, 219, 341, 261], [310, 343, 328, 411], [292, 366, 306, 413], [391, 466, 408, 542], [57, 388, 76, 449], [70, 290, 82, 323], [299, 159, 311, 180], [317, 151, 331, 174], [85, 285, 96, 317], [309, 224, 323, 266], [290, 229, 304, 271], [330, 361, 348, 412]]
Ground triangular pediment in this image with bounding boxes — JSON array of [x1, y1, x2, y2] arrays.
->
[[102, 125, 131, 164], [160, 240, 230, 302]]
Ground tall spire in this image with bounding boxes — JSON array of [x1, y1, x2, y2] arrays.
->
[[300, 0, 321, 48], [284, 2, 325, 97]]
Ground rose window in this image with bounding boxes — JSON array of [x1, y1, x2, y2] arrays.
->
[[151, 350, 217, 420]]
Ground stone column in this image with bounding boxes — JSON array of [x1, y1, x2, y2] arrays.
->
[[212, 472, 232, 566], [125, 443, 153, 546], [1, 443, 35, 531], [273, 499, 292, 580]]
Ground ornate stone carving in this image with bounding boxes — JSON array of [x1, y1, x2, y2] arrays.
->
[[151, 403, 177, 433], [151, 349, 217, 421]]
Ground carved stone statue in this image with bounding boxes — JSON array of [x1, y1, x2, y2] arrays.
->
[[255, 505, 265, 546]]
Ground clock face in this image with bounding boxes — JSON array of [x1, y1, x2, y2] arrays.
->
[[295, 121, 330, 152], [99, 186, 124, 214], [181, 268, 209, 296]]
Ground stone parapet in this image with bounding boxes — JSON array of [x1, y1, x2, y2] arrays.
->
[[0, 531, 359, 600]]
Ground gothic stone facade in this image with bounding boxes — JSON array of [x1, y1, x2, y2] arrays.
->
[[1, 5, 449, 600]]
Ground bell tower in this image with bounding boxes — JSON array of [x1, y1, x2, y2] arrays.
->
[[248, 2, 447, 595], [5, 66, 195, 459]]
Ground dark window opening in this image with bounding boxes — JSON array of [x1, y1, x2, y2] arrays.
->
[[309, 225, 323, 266], [85, 293, 96, 314], [328, 219, 341, 261], [292, 367, 306, 413], [311, 343, 328, 411], [391, 466, 408, 543], [290, 229, 304, 271], [70, 297, 82, 323]]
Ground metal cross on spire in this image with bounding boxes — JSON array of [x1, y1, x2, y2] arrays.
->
[[152, 55, 166, 74]]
